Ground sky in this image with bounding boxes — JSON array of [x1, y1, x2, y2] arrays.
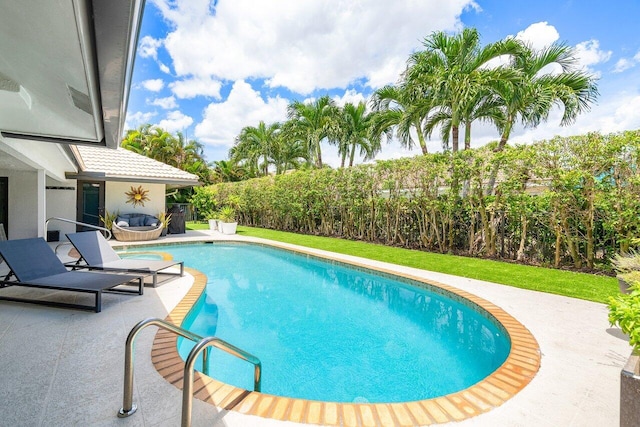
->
[[125, 0, 640, 167]]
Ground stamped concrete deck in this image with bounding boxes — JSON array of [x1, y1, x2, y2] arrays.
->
[[0, 230, 630, 426]]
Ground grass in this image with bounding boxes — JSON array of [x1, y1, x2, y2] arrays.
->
[[186, 221, 617, 304]]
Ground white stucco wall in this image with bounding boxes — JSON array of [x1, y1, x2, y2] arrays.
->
[[3, 170, 38, 239], [105, 182, 166, 217], [45, 178, 77, 240]]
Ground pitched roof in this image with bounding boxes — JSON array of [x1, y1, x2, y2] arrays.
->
[[67, 145, 200, 187]]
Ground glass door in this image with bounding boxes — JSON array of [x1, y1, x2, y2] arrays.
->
[[76, 181, 105, 231]]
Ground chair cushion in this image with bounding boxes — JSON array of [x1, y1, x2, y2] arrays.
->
[[116, 217, 129, 227], [128, 216, 143, 227], [144, 216, 159, 227]]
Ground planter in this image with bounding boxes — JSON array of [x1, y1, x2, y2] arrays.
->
[[220, 221, 237, 235], [621, 352, 640, 427], [208, 219, 218, 231], [619, 277, 632, 294]]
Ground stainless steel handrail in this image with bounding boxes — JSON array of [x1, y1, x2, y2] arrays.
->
[[118, 318, 210, 418], [118, 318, 261, 427], [182, 336, 262, 426], [45, 216, 112, 240]]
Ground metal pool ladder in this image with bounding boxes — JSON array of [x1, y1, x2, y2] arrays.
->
[[117, 318, 262, 427]]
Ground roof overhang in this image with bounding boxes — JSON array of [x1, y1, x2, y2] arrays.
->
[[0, 0, 145, 148], [65, 171, 201, 188]]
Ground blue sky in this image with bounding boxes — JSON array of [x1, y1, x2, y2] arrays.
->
[[126, 0, 640, 167]]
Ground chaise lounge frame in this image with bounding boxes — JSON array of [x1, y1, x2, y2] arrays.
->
[[0, 238, 144, 313], [66, 231, 184, 287]]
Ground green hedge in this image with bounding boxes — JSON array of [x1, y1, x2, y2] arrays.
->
[[202, 130, 640, 270]]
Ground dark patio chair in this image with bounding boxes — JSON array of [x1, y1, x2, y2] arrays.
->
[[66, 231, 184, 287], [0, 237, 143, 312]]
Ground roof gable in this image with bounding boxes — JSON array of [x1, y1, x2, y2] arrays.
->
[[68, 145, 200, 187]]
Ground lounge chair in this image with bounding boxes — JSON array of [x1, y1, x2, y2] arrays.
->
[[0, 237, 144, 312], [66, 231, 184, 287]]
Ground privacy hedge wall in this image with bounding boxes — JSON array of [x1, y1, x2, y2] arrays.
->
[[201, 130, 640, 270]]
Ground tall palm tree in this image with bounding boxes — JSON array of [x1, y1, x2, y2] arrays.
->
[[425, 91, 505, 150], [231, 121, 281, 176], [287, 96, 339, 168], [211, 160, 246, 182], [493, 42, 598, 151], [273, 121, 308, 173], [168, 131, 205, 169], [121, 123, 153, 154], [338, 102, 382, 167], [405, 28, 520, 152], [370, 84, 431, 154]]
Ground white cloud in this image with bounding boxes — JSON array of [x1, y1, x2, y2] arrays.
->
[[140, 79, 164, 92], [613, 50, 640, 73], [124, 111, 157, 130], [574, 40, 611, 75], [514, 21, 560, 50], [149, 96, 178, 109], [158, 111, 194, 133], [332, 89, 367, 108], [614, 58, 635, 73], [194, 80, 289, 147], [152, 0, 476, 94], [169, 76, 223, 99], [138, 35, 162, 60], [158, 62, 171, 74]]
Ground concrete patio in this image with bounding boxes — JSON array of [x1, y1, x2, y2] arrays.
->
[[0, 230, 630, 426]]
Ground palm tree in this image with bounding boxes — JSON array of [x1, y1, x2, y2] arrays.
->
[[272, 121, 308, 173], [338, 102, 382, 167], [121, 123, 153, 155], [493, 42, 598, 151], [167, 131, 205, 169], [370, 84, 431, 154], [405, 28, 520, 152], [230, 121, 281, 176], [287, 96, 339, 168], [211, 160, 246, 182], [425, 91, 505, 150]]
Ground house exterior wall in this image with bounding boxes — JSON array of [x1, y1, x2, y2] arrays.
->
[[3, 170, 38, 239], [45, 179, 77, 240], [105, 181, 166, 218]]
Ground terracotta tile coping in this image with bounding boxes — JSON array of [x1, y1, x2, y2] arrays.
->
[[148, 240, 541, 426]]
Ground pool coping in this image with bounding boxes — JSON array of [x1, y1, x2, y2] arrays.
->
[[148, 239, 541, 426]]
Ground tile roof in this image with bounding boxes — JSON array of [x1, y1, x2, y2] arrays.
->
[[71, 145, 200, 185]]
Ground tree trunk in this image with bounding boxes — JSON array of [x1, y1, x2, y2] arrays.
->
[[496, 118, 514, 152], [553, 225, 562, 268], [464, 121, 471, 150], [315, 138, 323, 168], [349, 142, 356, 167], [452, 125, 459, 153], [516, 215, 528, 261], [415, 120, 429, 155]]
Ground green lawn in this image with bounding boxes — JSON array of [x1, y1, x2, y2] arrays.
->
[[186, 221, 617, 304]]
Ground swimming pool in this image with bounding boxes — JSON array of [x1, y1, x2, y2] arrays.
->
[[140, 239, 540, 424], [132, 242, 510, 404]]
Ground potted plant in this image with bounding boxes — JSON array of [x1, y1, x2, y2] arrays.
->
[[201, 210, 219, 231], [158, 212, 172, 237], [612, 251, 640, 294], [99, 210, 118, 231], [218, 206, 237, 235], [609, 275, 640, 426]]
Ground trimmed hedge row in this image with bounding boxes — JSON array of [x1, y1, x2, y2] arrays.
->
[[197, 130, 640, 270]]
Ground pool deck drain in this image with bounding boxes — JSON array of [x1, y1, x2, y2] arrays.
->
[[150, 241, 541, 426]]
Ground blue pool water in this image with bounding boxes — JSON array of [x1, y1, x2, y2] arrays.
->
[[137, 243, 510, 403]]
